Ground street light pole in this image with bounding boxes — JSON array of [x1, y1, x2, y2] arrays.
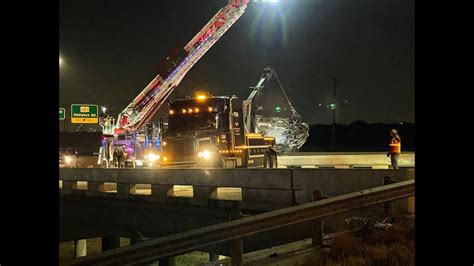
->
[[331, 77, 342, 149]]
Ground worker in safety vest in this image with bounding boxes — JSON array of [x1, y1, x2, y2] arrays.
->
[[387, 129, 401, 169]]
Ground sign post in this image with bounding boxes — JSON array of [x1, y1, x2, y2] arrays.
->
[[71, 104, 98, 124], [59, 108, 65, 120]]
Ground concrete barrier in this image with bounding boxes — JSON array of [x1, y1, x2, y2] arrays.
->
[[60, 168, 414, 212]]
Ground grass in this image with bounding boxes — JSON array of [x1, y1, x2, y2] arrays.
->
[[320, 215, 415, 266]]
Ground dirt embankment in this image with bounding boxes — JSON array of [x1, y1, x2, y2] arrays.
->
[[319, 215, 415, 266]]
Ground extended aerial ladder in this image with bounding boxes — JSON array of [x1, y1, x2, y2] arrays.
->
[[100, 0, 251, 135]]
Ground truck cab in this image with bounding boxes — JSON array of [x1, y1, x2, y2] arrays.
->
[[98, 122, 162, 168], [159, 94, 277, 168]]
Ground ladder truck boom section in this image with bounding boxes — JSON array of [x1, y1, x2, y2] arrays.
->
[[114, 0, 250, 134]]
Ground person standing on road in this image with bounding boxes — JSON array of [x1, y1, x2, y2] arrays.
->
[[387, 129, 401, 169], [119, 145, 126, 168], [113, 146, 120, 168]]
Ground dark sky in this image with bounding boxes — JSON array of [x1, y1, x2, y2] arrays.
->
[[60, 0, 414, 125]]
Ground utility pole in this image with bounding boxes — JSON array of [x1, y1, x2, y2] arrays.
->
[[331, 78, 342, 149]]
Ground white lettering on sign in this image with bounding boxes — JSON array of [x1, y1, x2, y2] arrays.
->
[[74, 113, 97, 117], [80, 106, 90, 112]]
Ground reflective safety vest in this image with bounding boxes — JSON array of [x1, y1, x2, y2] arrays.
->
[[389, 138, 401, 154]]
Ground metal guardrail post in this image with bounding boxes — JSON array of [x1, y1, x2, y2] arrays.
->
[[230, 238, 243, 266], [230, 208, 243, 266], [383, 176, 397, 216], [312, 190, 327, 247]]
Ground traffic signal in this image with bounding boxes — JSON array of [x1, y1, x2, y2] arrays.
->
[[330, 103, 336, 110], [275, 105, 282, 113]]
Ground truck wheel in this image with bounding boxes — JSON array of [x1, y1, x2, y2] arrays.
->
[[213, 158, 224, 168], [225, 159, 236, 168], [74, 157, 79, 168], [219, 158, 236, 168]]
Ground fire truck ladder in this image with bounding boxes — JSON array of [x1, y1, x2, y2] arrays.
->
[[105, 1, 250, 134]]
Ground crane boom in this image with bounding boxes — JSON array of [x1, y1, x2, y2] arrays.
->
[[244, 67, 297, 133], [243, 66, 310, 154], [106, 0, 250, 134]]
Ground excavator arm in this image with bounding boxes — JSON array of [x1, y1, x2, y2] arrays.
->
[[243, 66, 310, 153]]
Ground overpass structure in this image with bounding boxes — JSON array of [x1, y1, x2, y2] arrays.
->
[[65, 179, 414, 265], [60, 167, 414, 262]]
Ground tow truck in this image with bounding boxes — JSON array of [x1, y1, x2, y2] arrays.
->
[[159, 94, 278, 168], [155, 66, 309, 168]]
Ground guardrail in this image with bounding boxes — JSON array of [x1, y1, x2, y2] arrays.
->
[[64, 179, 414, 265], [59, 168, 414, 211]]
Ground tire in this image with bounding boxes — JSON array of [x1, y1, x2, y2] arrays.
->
[[225, 159, 236, 168], [218, 158, 236, 168], [213, 157, 224, 168]]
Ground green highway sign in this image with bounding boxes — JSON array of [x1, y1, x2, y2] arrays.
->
[[71, 104, 98, 124], [59, 108, 65, 120]]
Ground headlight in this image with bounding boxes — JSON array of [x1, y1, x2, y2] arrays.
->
[[135, 160, 143, 166], [198, 150, 212, 160], [146, 153, 159, 162], [64, 156, 72, 164]]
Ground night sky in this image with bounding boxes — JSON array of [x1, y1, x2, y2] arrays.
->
[[60, 0, 414, 125]]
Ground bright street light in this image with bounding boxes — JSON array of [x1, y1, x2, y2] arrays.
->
[[101, 106, 107, 113]]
